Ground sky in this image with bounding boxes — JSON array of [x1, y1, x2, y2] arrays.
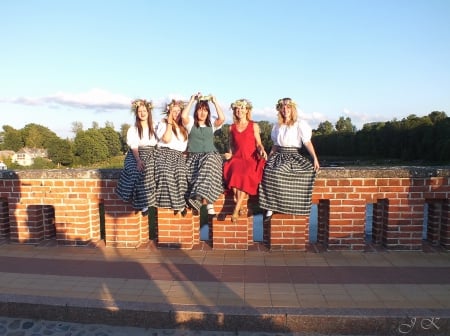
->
[[1, 0, 450, 139]]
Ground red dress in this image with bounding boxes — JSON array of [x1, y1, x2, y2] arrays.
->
[[223, 121, 265, 195]]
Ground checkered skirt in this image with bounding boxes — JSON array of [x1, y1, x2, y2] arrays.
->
[[259, 147, 316, 215], [154, 147, 187, 211], [115, 146, 156, 210], [185, 152, 224, 209]]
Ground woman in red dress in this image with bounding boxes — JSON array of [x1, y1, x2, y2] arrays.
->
[[223, 99, 268, 223]]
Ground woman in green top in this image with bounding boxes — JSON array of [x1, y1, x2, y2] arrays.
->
[[181, 92, 226, 215]]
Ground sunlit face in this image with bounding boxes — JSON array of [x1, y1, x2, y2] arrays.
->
[[197, 106, 209, 123], [137, 105, 148, 121], [280, 104, 292, 121], [234, 106, 248, 121], [170, 105, 182, 121]]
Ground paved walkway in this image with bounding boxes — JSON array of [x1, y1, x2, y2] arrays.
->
[[0, 239, 449, 335]]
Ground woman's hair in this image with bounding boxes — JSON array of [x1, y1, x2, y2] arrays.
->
[[131, 99, 155, 139], [230, 99, 252, 123], [193, 100, 212, 127], [164, 99, 188, 140], [276, 97, 297, 126]]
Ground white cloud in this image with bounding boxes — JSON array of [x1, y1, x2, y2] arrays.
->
[[4, 89, 132, 112]]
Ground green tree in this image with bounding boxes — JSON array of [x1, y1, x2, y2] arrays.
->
[[22, 123, 59, 148], [258, 120, 273, 153], [30, 157, 56, 169], [47, 138, 74, 166], [98, 126, 122, 157], [428, 111, 447, 124], [71, 121, 83, 135], [335, 117, 356, 133], [119, 123, 130, 154], [105, 121, 115, 129], [1, 125, 24, 151], [73, 129, 108, 165], [315, 121, 334, 135], [213, 125, 229, 154]]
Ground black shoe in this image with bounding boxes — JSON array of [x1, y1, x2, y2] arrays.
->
[[180, 208, 187, 217]]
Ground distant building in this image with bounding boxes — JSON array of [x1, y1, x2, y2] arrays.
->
[[12, 148, 48, 166], [0, 161, 6, 170]]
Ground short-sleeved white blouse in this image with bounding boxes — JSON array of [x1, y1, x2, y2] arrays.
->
[[126, 126, 158, 149], [271, 120, 312, 148], [156, 122, 188, 152]]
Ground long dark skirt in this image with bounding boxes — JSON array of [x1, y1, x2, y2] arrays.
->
[[154, 147, 187, 212], [185, 152, 224, 211], [115, 146, 156, 210], [259, 147, 316, 215]]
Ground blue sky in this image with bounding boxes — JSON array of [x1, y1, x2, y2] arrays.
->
[[1, 0, 449, 138]]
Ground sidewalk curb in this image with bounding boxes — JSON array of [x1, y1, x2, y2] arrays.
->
[[1, 294, 449, 335]]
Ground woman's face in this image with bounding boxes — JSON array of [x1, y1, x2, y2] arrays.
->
[[196, 106, 209, 123], [235, 106, 247, 121], [137, 105, 148, 121], [280, 104, 292, 121], [171, 105, 182, 121]]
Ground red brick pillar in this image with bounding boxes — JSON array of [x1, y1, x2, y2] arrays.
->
[[212, 193, 250, 250], [383, 198, 424, 251], [328, 198, 366, 251], [54, 197, 98, 246], [269, 213, 308, 251], [157, 208, 194, 249], [103, 197, 148, 248]]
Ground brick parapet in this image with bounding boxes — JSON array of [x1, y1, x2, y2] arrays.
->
[[0, 167, 449, 251]]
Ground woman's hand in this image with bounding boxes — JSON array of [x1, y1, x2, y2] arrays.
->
[[136, 158, 145, 172], [190, 92, 201, 101]]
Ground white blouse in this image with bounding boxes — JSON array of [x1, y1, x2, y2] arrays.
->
[[156, 122, 188, 152], [126, 126, 158, 149], [271, 120, 312, 148]]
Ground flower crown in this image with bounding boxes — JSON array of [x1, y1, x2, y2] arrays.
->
[[231, 99, 252, 110], [276, 98, 296, 111], [131, 99, 153, 113], [164, 99, 186, 114], [198, 95, 212, 102]]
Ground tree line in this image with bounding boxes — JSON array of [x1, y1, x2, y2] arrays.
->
[[1, 111, 449, 169]]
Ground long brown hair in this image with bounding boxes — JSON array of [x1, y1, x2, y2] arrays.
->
[[193, 100, 212, 128], [165, 99, 188, 141], [131, 99, 155, 139]]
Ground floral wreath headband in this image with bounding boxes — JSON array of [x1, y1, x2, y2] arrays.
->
[[164, 99, 187, 114], [131, 99, 153, 113], [276, 98, 296, 111], [231, 99, 252, 110], [197, 95, 212, 102]]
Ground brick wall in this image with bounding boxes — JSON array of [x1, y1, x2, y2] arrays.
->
[[0, 167, 449, 251]]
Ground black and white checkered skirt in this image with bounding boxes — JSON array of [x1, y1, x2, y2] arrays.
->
[[154, 147, 187, 211], [115, 146, 156, 210], [259, 147, 316, 215], [185, 152, 224, 210]]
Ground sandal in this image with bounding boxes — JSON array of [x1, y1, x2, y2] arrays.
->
[[238, 207, 247, 216]]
